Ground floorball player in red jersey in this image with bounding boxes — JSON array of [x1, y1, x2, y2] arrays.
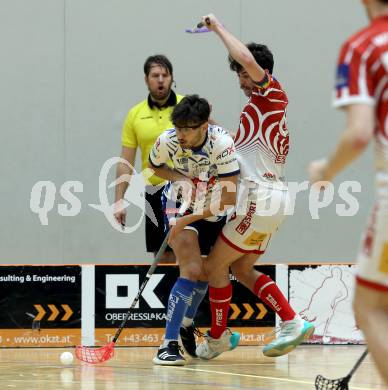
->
[[174, 13, 315, 359], [309, 0, 388, 384]]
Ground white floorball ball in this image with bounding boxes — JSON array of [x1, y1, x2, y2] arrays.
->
[[60, 351, 74, 365]]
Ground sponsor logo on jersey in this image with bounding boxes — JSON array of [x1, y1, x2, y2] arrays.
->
[[236, 202, 256, 235], [217, 158, 237, 166], [216, 146, 235, 160], [336, 63, 349, 89], [378, 243, 388, 274], [263, 172, 276, 180], [275, 154, 286, 164], [243, 231, 267, 246]]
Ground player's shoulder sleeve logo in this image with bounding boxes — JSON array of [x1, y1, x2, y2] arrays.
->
[[216, 145, 236, 161], [154, 136, 161, 151], [335, 63, 350, 90], [214, 134, 236, 161]]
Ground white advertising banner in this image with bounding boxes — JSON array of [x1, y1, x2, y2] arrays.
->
[[289, 264, 364, 344]]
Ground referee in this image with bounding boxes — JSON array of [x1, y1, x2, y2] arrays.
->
[[114, 55, 183, 262]]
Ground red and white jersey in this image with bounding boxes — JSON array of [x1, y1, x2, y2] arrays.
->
[[234, 73, 289, 190], [334, 15, 388, 179]]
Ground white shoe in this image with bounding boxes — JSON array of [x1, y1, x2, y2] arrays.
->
[[263, 316, 315, 357], [196, 329, 240, 360]]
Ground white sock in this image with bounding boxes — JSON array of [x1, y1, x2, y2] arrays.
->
[[162, 338, 177, 348], [182, 317, 193, 328]]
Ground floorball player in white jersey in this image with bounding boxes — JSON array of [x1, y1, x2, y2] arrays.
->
[[184, 14, 315, 360], [148, 94, 240, 366]]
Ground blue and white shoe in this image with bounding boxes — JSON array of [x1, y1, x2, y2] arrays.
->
[[196, 329, 240, 360], [153, 341, 186, 366], [263, 316, 315, 357]]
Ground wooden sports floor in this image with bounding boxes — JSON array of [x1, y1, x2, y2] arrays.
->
[[0, 345, 386, 389]]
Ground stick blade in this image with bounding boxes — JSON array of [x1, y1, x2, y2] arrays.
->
[[75, 342, 115, 364], [315, 374, 349, 390], [185, 26, 211, 34]]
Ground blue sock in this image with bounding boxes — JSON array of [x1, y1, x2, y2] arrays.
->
[[165, 277, 196, 341], [183, 281, 208, 326]]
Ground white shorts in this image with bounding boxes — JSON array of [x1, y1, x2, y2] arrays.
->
[[220, 188, 289, 254], [357, 197, 388, 291]]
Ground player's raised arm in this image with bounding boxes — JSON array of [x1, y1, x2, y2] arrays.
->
[[201, 13, 266, 83]]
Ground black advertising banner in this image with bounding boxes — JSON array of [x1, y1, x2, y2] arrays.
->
[[0, 266, 81, 347], [95, 264, 276, 346]]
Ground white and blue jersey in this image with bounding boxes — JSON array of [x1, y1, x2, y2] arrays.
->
[[149, 124, 240, 222]]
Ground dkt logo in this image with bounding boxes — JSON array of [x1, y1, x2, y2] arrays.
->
[[105, 274, 165, 309]]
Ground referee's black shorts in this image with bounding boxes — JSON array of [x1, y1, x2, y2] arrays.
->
[[145, 185, 171, 253]]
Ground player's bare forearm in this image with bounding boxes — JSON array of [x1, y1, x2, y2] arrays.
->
[[209, 16, 265, 81], [196, 194, 236, 221], [309, 105, 374, 184], [324, 128, 369, 180], [148, 163, 189, 183], [115, 161, 131, 201], [216, 26, 251, 64], [176, 198, 235, 229], [115, 146, 136, 202], [167, 176, 238, 244], [324, 104, 374, 180]]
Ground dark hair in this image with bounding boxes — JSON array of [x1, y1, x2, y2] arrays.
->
[[171, 95, 210, 127], [143, 55, 173, 76], [229, 43, 274, 74]]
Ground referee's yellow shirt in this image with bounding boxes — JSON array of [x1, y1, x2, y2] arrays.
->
[[121, 91, 184, 186]]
